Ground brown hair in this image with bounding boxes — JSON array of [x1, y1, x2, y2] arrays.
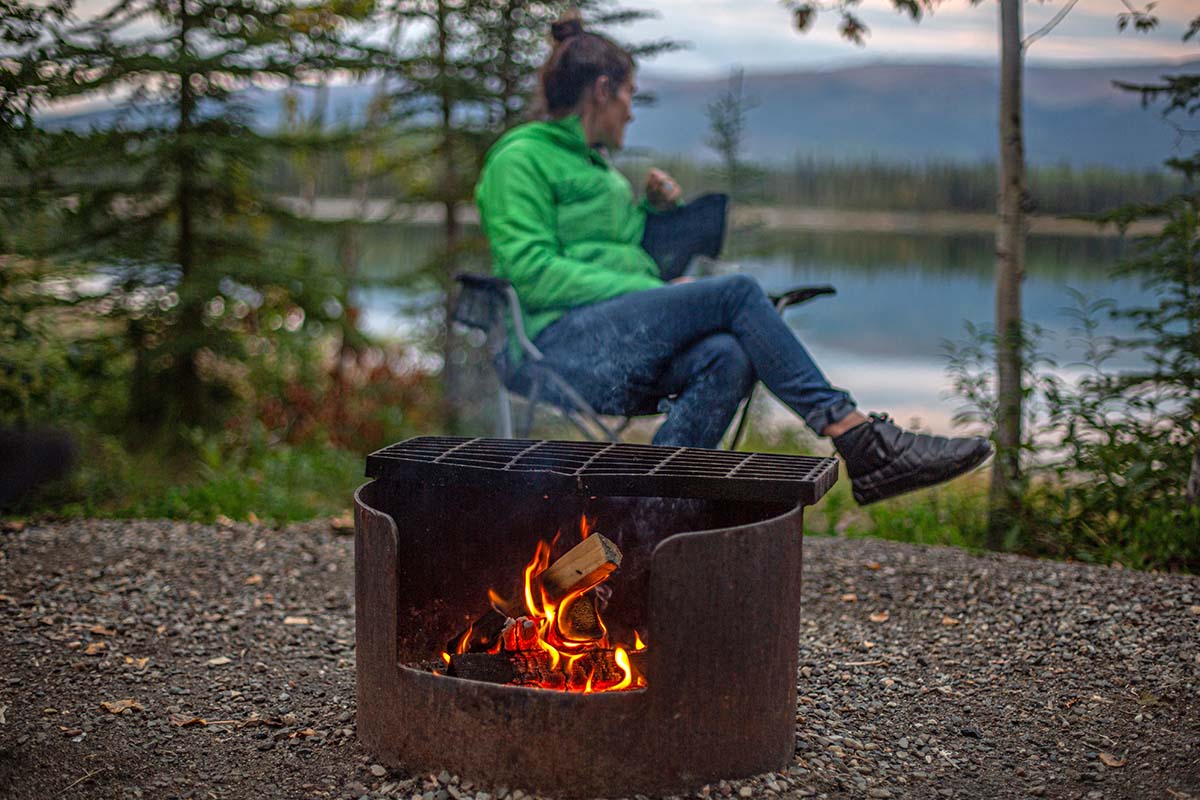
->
[[539, 11, 635, 117]]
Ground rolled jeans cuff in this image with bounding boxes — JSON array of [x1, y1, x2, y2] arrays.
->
[[804, 396, 858, 437]]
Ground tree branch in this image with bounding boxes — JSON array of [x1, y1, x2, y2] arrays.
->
[[1022, 0, 1080, 50]]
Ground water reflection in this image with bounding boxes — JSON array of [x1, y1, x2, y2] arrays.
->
[[349, 222, 1151, 433]]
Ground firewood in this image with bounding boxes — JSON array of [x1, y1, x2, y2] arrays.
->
[[448, 647, 644, 688], [538, 534, 622, 604], [445, 608, 511, 656], [557, 594, 604, 641]]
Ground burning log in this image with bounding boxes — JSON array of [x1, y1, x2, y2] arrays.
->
[[439, 527, 640, 692], [445, 607, 511, 656], [558, 594, 604, 640], [538, 534, 622, 604], [448, 647, 646, 689]]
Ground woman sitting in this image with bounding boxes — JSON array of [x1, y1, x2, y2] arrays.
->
[[473, 14, 991, 505]]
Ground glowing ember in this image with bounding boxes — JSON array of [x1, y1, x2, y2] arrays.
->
[[442, 517, 645, 692]]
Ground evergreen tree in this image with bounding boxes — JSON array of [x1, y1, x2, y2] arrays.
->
[[705, 66, 762, 203], [0, 0, 379, 435]]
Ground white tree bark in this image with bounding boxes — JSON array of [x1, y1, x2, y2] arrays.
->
[[989, 0, 1028, 547]]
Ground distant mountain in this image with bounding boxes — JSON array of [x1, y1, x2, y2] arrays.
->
[[42, 59, 1197, 169], [630, 60, 1196, 169]]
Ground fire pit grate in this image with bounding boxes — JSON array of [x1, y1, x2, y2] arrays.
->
[[366, 436, 839, 505]]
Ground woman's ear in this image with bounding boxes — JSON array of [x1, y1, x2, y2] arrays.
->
[[592, 74, 611, 103]]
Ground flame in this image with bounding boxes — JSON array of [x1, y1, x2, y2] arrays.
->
[[444, 516, 644, 693], [611, 647, 633, 691]]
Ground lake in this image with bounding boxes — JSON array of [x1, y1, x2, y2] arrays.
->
[[345, 218, 1149, 435]]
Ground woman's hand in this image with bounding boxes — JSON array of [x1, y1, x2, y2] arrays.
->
[[645, 168, 682, 211]]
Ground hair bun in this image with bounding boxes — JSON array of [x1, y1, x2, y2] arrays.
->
[[550, 17, 584, 43]]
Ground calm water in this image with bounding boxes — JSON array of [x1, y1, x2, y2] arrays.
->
[[348, 221, 1149, 434]]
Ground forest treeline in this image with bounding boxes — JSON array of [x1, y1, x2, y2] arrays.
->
[[264, 147, 1187, 216]]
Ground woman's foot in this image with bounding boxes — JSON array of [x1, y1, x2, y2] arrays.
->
[[831, 413, 992, 505]]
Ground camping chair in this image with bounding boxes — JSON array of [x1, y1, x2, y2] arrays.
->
[[453, 193, 836, 446]]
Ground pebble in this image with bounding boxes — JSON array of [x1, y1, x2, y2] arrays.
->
[[3, 522, 1197, 800]]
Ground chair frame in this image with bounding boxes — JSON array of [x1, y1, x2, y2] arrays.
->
[[452, 272, 835, 448]]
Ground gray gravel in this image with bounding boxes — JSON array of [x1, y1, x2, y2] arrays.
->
[[1, 519, 1197, 799]]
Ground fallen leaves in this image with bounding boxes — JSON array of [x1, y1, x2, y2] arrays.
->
[[169, 714, 207, 727], [206, 656, 232, 666], [330, 512, 354, 533], [89, 624, 116, 636], [941, 615, 961, 627], [1099, 752, 1127, 768], [83, 642, 106, 656], [244, 574, 263, 586], [100, 699, 143, 715], [169, 713, 286, 730], [840, 593, 858, 603], [864, 561, 882, 570], [283, 616, 310, 626], [124, 656, 150, 671], [869, 611, 890, 623]]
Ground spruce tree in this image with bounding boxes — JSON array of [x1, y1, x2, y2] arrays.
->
[[1, 0, 378, 435]]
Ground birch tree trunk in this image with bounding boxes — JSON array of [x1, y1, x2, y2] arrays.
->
[[988, 0, 1027, 549]]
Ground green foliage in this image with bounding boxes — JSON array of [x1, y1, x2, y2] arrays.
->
[[20, 424, 364, 524], [704, 67, 763, 203], [0, 0, 378, 435], [942, 275, 1200, 570]]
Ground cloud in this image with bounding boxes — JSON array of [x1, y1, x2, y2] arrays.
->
[[625, 0, 1199, 76]]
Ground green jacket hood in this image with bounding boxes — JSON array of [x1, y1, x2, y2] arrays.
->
[[484, 115, 598, 167]]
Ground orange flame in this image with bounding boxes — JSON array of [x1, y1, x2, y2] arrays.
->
[[612, 647, 633, 691], [634, 631, 647, 651], [456, 517, 643, 693]]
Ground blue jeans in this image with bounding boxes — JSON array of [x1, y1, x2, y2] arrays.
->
[[528, 274, 857, 448]]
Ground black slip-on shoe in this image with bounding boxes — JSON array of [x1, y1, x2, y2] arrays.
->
[[832, 413, 992, 506]]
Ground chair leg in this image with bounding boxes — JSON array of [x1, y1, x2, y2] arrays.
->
[[544, 372, 621, 442], [519, 375, 542, 439], [497, 385, 514, 439], [563, 411, 601, 442], [728, 386, 756, 450]]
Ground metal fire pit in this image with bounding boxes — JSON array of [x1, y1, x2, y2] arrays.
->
[[354, 437, 837, 798]]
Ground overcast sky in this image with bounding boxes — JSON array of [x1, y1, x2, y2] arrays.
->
[[621, 0, 1197, 77], [65, 0, 1198, 79]]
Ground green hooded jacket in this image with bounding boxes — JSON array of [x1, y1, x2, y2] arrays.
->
[[474, 114, 664, 349]]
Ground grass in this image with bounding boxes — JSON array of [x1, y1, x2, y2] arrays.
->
[[11, 425, 365, 526]]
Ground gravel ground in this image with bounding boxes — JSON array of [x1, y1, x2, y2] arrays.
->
[[1, 519, 1197, 800]]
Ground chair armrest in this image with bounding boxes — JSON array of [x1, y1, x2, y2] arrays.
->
[[455, 272, 513, 293], [770, 285, 836, 311]]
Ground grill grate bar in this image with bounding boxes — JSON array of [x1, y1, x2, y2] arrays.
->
[[366, 436, 838, 506]]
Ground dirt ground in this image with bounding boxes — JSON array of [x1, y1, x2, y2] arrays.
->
[[1, 519, 1197, 799]]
